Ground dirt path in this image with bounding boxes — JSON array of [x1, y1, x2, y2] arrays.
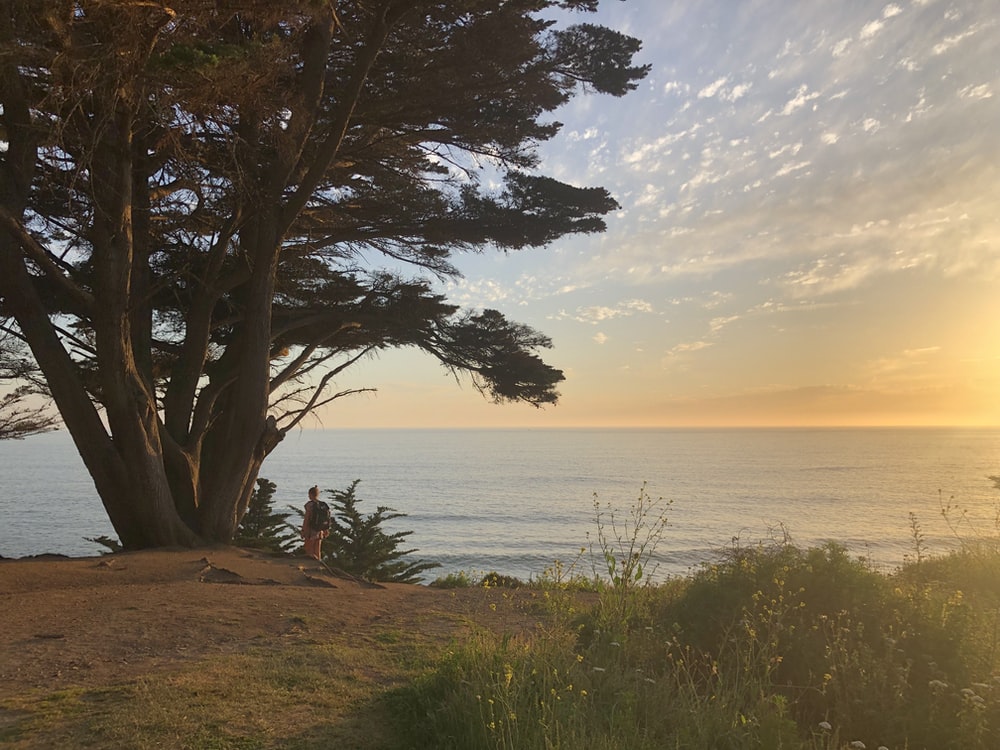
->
[[0, 547, 543, 699]]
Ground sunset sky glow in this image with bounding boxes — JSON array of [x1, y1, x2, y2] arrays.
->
[[324, 0, 1000, 429]]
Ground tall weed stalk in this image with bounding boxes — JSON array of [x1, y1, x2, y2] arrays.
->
[[589, 482, 670, 633]]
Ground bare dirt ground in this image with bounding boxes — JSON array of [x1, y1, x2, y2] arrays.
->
[[0, 546, 543, 700]]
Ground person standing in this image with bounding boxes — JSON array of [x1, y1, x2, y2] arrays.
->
[[301, 485, 328, 560]]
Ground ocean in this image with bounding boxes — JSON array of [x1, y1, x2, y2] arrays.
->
[[1, 428, 998, 581]]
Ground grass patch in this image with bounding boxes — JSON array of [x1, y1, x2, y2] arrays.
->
[[392, 541, 1000, 749], [0, 634, 442, 750]]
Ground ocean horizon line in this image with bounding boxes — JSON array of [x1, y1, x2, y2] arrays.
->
[[13, 424, 1000, 440], [272, 424, 1000, 432]]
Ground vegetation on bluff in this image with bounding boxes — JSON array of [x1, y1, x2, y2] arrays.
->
[[397, 490, 1000, 750]]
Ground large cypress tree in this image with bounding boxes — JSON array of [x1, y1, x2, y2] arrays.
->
[[0, 1, 649, 548]]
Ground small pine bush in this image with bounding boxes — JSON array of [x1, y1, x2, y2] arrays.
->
[[322, 480, 440, 584], [234, 478, 299, 554]]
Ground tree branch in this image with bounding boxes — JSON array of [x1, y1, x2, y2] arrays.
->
[[279, 2, 411, 234], [0, 206, 95, 313]]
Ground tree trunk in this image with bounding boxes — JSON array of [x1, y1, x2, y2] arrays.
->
[[85, 92, 202, 548], [197, 209, 284, 541]]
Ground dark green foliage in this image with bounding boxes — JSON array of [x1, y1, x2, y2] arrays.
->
[[234, 478, 299, 554], [428, 309, 565, 406], [660, 541, 887, 651], [395, 543, 1000, 749], [648, 541, 1000, 747], [152, 42, 251, 71], [429, 570, 475, 589], [84, 535, 123, 554], [0, 332, 56, 439], [322, 480, 440, 584], [552, 23, 651, 96], [0, 386, 57, 439], [479, 572, 524, 588]]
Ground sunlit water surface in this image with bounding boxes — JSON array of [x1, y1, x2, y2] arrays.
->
[[2, 428, 998, 580]]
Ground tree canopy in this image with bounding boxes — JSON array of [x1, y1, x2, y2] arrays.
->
[[0, 0, 649, 548], [0, 329, 56, 439]]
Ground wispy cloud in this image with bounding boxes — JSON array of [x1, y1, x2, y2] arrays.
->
[[668, 340, 712, 355], [859, 19, 886, 41], [959, 83, 993, 100], [932, 27, 981, 56], [780, 84, 821, 115], [866, 346, 944, 385], [553, 299, 655, 325], [698, 76, 729, 99], [662, 339, 713, 370], [780, 255, 881, 298]]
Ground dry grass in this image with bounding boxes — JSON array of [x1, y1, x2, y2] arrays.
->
[[0, 548, 549, 749]]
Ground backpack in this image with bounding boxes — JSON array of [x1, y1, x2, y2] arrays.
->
[[310, 500, 332, 531]]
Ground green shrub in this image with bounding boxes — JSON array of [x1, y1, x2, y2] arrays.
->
[[234, 477, 299, 554], [430, 570, 475, 589], [479, 572, 525, 588], [321, 479, 440, 584], [84, 534, 123, 554], [395, 540, 1000, 750]]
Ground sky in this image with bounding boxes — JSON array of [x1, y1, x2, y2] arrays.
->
[[324, 0, 1000, 429]]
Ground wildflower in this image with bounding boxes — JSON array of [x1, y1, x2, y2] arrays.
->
[[818, 721, 832, 731], [580, 689, 588, 697], [576, 654, 584, 663]]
